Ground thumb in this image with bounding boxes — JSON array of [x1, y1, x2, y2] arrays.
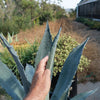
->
[[36, 56, 49, 72]]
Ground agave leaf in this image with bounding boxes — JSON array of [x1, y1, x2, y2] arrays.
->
[[35, 21, 52, 69], [0, 33, 5, 47], [71, 89, 98, 100], [25, 64, 35, 83], [34, 22, 52, 100], [0, 34, 30, 94], [15, 34, 18, 42], [8, 32, 12, 43], [12, 32, 15, 36], [59, 91, 68, 100], [46, 27, 62, 75], [45, 28, 61, 100], [51, 38, 89, 100], [0, 60, 25, 100]]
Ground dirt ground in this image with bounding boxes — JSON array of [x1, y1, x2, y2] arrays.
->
[[70, 21, 100, 82], [71, 21, 100, 99]]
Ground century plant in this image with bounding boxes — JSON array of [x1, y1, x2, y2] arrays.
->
[[0, 22, 97, 100]]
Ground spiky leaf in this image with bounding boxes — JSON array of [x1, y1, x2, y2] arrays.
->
[[46, 28, 62, 75], [35, 21, 52, 69], [71, 89, 98, 100], [51, 38, 89, 100], [8, 32, 13, 43], [25, 64, 35, 83], [0, 60, 25, 100], [45, 27, 61, 100], [0, 34, 30, 94]]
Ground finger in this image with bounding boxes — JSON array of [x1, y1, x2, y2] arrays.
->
[[37, 56, 49, 72]]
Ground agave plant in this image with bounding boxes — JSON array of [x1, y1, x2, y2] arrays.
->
[[0, 22, 97, 100]]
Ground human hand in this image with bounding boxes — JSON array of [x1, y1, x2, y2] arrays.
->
[[24, 56, 51, 100]]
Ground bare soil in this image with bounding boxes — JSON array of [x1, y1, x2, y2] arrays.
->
[[71, 21, 100, 82]]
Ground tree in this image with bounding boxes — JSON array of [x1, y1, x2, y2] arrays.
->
[[2, 0, 16, 19], [0, 0, 5, 20]]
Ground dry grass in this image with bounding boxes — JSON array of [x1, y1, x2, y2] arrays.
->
[[15, 18, 73, 44], [16, 20, 61, 44], [70, 21, 100, 82]]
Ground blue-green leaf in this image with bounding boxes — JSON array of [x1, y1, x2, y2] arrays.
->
[[0, 60, 25, 100], [59, 91, 68, 100], [0, 33, 5, 47], [15, 34, 18, 42], [7, 32, 13, 43], [51, 38, 89, 100], [35, 21, 52, 69], [0, 34, 30, 94], [71, 89, 98, 100], [46, 28, 62, 76], [34, 21, 52, 100], [25, 64, 35, 83], [45, 27, 61, 100]]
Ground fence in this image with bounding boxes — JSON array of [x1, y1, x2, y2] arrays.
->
[[78, 0, 100, 19]]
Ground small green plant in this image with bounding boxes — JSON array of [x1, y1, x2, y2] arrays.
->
[[0, 32, 18, 44], [0, 43, 38, 80], [7, 32, 18, 43], [76, 17, 100, 30], [0, 22, 97, 100]]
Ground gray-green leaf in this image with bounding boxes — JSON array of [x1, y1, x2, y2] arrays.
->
[[0, 60, 25, 100], [25, 64, 35, 83], [51, 38, 89, 100], [46, 28, 62, 76], [35, 21, 52, 69], [0, 34, 30, 94]]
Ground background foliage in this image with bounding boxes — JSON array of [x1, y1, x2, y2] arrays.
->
[[76, 17, 100, 30], [0, 0, 66, 36]]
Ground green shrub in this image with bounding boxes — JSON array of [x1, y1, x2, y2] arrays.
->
[[53, 35, 91, 76], [39, 11, 53, 25], [0, 42, 38, 79], [14, 16, 32, 30], [15, 42, 38, 66], [0, 48, 18, 78], [76, 17, 100, 30], [0, 19, 19, 37]]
